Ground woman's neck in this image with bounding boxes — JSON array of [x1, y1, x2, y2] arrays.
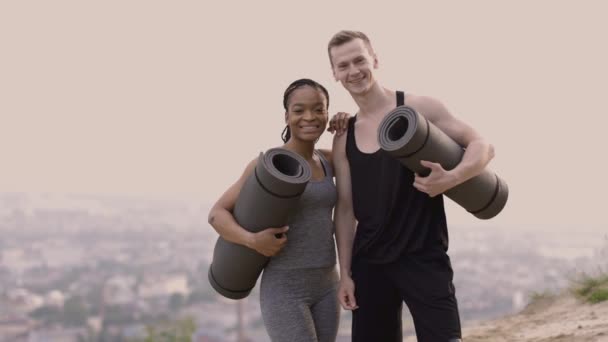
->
[[283, 139, 315, 160]]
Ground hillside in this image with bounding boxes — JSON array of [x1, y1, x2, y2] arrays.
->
[[461, 292, 608, 342]]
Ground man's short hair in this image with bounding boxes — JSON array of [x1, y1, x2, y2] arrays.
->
[[327, 30, 374, 66]]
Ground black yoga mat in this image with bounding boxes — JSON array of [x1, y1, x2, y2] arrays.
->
[[208, 148, 311, 299], [377, 106, 508, 219]]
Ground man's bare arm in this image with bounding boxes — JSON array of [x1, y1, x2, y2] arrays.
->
[[332, 130, 359, 310], [409, 96, 495, 196]]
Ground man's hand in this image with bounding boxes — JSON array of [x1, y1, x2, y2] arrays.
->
[[327, 112, 351, 136], [247, 226, 289, 257], [337, 274, 358, 310], [413, 160, 459, 197]]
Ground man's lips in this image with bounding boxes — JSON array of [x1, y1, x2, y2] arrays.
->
[[349, 76, 365, 84]]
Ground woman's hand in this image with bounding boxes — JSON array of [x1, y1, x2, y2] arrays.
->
[[247, 226, 289, 257]]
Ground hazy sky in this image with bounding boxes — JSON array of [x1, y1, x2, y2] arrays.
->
[[1, 1, 607, 229]]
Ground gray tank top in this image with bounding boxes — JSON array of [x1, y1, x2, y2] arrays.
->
[[265, 150, 337, 270]]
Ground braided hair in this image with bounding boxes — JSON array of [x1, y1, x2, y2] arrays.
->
[[281, 79, 330, 143]]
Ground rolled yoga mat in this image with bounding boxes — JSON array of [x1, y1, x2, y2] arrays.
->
[[377, 106, 508, 219], [208, 148, 312, 299]]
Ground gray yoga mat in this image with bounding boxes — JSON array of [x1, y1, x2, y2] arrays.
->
[[208, 148, 311, 299], [377, 106, 508, 219]]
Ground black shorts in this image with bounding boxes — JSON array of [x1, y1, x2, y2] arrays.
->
[[351, 251, 461, 342]]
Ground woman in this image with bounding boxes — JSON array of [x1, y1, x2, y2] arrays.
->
[[207, 79, 342, 341]]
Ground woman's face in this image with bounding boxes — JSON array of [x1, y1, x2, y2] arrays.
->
[[285, 86, 328, 143]]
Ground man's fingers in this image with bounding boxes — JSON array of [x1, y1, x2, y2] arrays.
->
[[413, 182, 427, 193], [347, 292, 358, 309], [420, 160, 433, 168], [414, 176, 427, 188], [339, 298, 349, 310], [338, 288, 356, 310], [328, 119, 336, 132], [339, 296, 356, 310], [420, 160, 442, 171], [338, 292, 349, 309]]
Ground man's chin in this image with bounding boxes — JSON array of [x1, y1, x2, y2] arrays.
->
[[347, 86, 368, 96], [344, 82, 368, 94]]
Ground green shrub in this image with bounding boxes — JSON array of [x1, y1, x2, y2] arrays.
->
[[572, 273, 608, 304]]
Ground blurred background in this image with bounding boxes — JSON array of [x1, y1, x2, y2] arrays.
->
[[1, 1, 607, 341]]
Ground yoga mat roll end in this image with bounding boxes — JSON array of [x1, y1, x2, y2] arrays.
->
[[470, 176, 509, 220], [208, 266, 253, 300]]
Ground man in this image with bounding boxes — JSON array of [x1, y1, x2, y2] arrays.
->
[[328, 30, 495, 341]]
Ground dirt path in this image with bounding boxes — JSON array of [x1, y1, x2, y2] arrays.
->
[[404, 294, 608, 342]]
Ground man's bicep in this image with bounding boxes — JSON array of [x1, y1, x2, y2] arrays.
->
[[421, 96, 482, 148], [436, 115, 482, 148]]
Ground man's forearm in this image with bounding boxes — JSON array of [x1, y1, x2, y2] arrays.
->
[[451, 139, 495, 186], [335, 205, 356, 276]]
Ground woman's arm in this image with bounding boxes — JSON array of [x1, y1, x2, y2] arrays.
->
[[207, 158, 289, 257]]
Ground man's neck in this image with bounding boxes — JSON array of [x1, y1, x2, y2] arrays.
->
[[351, 82, 395, 118]]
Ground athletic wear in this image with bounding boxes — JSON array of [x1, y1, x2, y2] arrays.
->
[[345, 91, 449, 264], [346, 91, 461, 341], [261, 150, 340, 341], [261, 266, 339, 342], [265, 151, 337, 270]]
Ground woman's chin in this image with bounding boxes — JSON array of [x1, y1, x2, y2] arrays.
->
[[293, 134, 322, 143]]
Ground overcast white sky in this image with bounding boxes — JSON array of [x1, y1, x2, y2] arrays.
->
[[1, 1, 607, 230]]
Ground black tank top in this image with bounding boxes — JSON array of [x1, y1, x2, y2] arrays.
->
[[346, 91, 449, 264]]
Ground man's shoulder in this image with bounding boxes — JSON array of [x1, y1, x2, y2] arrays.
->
[[403, 93, 425, 107], [403, 94, 445, 119]]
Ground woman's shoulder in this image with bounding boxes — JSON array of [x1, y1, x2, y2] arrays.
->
[[316, 149, 334, 172], [317, 148, 332, 161]]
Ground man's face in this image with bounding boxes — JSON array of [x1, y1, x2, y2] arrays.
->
[[330, 39, 378, 95]]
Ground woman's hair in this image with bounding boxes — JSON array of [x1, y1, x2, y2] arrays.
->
[[282, 79, 330, 143]]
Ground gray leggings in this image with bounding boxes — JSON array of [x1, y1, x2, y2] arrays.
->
[[260, 266, 340, 342]]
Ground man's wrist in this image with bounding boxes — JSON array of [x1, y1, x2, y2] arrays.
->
[[339, 267, 352, 278], [447, 169, 466, 188]]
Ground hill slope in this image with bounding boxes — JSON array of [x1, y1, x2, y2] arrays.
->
[[461, 293, 608, 342]]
